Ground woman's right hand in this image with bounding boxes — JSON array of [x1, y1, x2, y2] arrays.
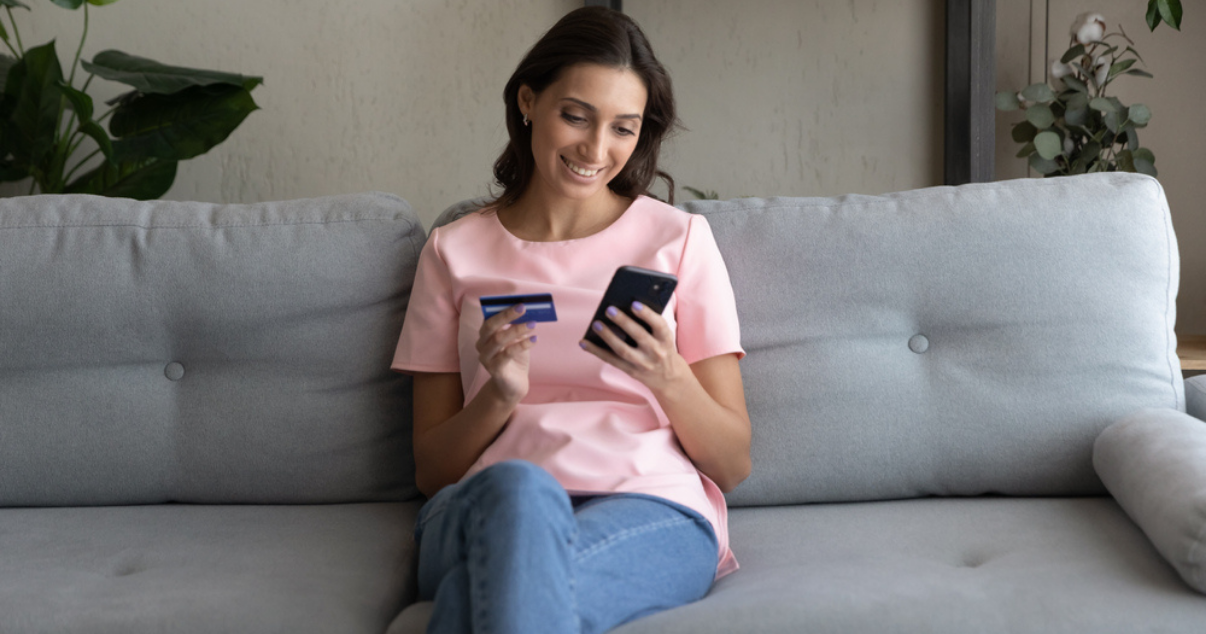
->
[[476, 304, 538, 404]]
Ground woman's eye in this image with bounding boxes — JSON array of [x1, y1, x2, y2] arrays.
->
[[561, 113, 586, 124], [615, 126, 636, 137]]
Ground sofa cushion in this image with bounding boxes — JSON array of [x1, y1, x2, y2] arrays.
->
[[0, 193, 423, 505], [611, 498, 1206, 634], [0, 502, 422, 634], [679, 173, 1183, 505], [1095, 408, 1206, 594]]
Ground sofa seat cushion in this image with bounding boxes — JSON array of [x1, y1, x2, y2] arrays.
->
[[0, 502, 421, 634], [608, 498, 1206, 633]]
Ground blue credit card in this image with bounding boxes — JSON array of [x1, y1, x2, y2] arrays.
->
[[480, 293, 558, 323]]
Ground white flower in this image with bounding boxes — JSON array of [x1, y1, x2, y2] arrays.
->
[[1051, 59, 1075, 80], [1093, 55, 1110, 87], [1071, 12, 1107, 45], [1064, 137, 1075, 155]]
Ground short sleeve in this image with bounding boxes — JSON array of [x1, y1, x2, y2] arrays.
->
[[391, 227, 462, 374], [675, 214, 745, 365]]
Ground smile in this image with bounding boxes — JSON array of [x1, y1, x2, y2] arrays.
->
[[561, 156, 601, 178]]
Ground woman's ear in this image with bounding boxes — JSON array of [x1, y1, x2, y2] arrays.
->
[[517, 85, 535, 118]]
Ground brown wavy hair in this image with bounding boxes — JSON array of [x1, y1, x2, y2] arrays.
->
[[490, 6, 680, 209]]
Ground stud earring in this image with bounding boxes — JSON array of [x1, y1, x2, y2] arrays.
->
[[522, 113, 530, 126]]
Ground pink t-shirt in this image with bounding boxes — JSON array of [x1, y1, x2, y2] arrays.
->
[[392, 195, 744, 578]]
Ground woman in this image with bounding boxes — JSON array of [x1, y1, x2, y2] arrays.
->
[[392, 7, 750, 633]]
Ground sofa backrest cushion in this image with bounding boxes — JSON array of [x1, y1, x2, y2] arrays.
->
[[0, 193, 422, 506], [680, 173, 1183, 506]]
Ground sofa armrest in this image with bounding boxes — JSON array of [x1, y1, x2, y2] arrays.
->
[[1094, 408, 1206, 594], [1187, 376, 1206, 421]]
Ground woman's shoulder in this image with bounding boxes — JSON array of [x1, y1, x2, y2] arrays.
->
[[629, 195, 699, 231]]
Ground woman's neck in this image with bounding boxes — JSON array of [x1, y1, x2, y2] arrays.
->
[[500, 187, 633, 242]]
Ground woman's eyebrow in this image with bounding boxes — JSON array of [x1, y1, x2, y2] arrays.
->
[[561, 97, 643, 121]]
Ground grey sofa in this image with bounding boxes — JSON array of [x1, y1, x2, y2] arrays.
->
[[3, 172, 1205, 633]]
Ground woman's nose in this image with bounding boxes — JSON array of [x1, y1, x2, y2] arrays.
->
[[579, 129, 607, 163]]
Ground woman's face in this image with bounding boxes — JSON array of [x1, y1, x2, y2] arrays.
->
[[519, 63, 648, 205]]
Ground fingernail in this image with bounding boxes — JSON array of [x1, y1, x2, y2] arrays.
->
[[592, 321, 604, 332], [526, 321, 536, 329], [530, 335, 538, 343], [631, 301, 644, 312], [605, 306, 618, 318], [514, 304, 526, 314], [579, 341, 588, 350]]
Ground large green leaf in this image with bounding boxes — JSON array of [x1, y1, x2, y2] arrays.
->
[[109, 83, 258, 161], [3, 42, 64, 170], [66, 157, 176, 199], [83, 50, 262, 94], [1157, 0, 1183, 30]]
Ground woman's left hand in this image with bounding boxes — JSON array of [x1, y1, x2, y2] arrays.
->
[[579, 302, 691, 395]]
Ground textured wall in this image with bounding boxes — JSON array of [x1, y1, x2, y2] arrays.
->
[[9, 0, 579, 217], [7, 0, 943, 221], [995, 1, 1206, 334], [628, 0, 945, 201]]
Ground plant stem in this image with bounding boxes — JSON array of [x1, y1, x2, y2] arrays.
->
[[1, 11, 19, 57], [63, 147, 102, 185], [6, 7, 23, 56], [68, 3, 88, 86]]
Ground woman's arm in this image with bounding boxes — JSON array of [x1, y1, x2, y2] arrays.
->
[[412, 304, 538, 497], [580, 303, 752, 492]]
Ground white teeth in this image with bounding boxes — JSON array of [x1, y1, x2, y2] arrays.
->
[[563, 157, 599, 177]]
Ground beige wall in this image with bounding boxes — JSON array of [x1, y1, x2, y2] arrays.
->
[[996, 1, 1206, 334], [11, 1, 1199, 333], [626, 0, 945, 201], [7, 0, 944, 215]]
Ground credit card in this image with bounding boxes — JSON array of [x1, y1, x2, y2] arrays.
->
[[480, 293, 558, 323]]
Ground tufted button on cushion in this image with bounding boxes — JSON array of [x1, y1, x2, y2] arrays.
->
[[908, 334, 929, 354], [164, 362, 185, 382]]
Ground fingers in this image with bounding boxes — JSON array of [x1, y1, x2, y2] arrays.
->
[[581, 302, 668, 365], [600, 302, 667, 350], [478, 304, 538, 362]]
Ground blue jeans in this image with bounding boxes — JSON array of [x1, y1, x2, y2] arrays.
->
[[415, 460, 719, 634]]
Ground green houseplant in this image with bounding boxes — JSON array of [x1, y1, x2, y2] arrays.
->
[[996, 3, 1181, 178], [0, 0, 261, 199]]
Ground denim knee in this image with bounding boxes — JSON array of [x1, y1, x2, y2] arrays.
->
[[462, 460, 566, 506]]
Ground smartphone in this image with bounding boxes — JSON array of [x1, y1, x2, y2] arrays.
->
[[584, 266, 678, 354]]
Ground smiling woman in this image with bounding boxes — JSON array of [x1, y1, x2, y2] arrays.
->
[[390, 6, 750, 634]]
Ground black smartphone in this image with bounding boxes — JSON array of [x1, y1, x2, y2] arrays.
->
[[584, 266, 678, 354]]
